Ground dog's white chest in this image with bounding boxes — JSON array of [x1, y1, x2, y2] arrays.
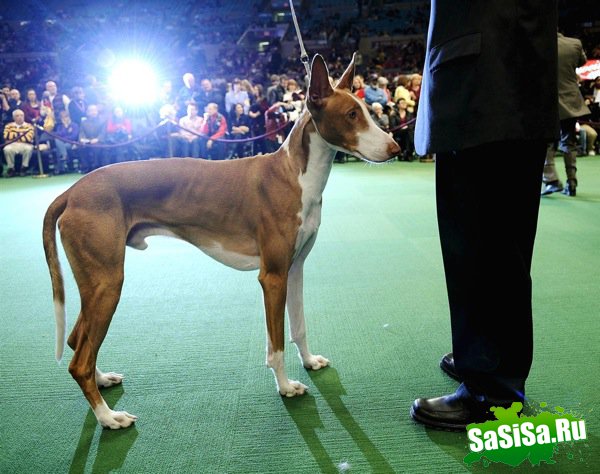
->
[[294, 157, 329, 254]]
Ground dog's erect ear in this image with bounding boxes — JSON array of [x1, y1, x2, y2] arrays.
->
[[336, 52, 356, 90], [308, 54, 334, 108]]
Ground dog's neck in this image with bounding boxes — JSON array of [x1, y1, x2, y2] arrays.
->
[[279, 110, 336, 205]]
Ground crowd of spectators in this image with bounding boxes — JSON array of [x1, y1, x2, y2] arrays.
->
[[2, 1, 600, 177]]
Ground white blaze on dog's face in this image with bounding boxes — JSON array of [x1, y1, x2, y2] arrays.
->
[[306, 54, 400, 162]]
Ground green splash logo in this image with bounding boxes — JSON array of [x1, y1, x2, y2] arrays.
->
[[464, 402, 586, 467]]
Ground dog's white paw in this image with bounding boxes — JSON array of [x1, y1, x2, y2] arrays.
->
[[279, 380, 308, 398], [96, 370, 124, 388], [303, 354, 330, 371], [98, 410, 138, 430]]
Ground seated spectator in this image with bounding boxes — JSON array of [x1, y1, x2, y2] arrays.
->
[[228, 103, 251, 158], [53, 110, 79, 173], [225, 78, 250, 117], [352, 74, 366, 100], [1, 86, 10, 128], [78, 104, 105, 172], [391, 98, 416, 161], [280, 79, 304, 121], [8, 89, 23, 113], [172, 103, 204, 158], [264, 102, 288, 153], [21, 89, 44, 125], [42, 80, 69, 117], [196, 79, 223, 114], [377, 76, 392, 103], [106, 106, 133, 164], [370, 102, 389, 132], [200, 102, 227, 160], [68, 87, 87, 126], [3, 109, 34, 177], [364, 77, 388, 107], [577, 121, 598, 156], [176, 73, 198, 117], [248, 84, 269, 155], [409, 73, 422, 108], [267, 75, 285, 106], [393, 75, 416, 113]]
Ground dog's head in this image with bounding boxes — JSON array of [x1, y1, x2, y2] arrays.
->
[[306, 54, 400, 163]]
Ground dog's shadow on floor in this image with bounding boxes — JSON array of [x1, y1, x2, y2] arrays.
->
[[69, 385, 139, 474], [283, 367, 394, 473]]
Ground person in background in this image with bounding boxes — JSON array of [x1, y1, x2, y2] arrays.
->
[[42, 80, 69, 117], [68, 87, 87, 126], [8, 89, 23, 112], [176, 73, 198, 118], [391, 97, 416, 161], [370, 102, 389, 132], [3, 109, 34, 177], [352, 74, 366, 100], [394, 75, 416, 114], [228, 103, 251, 158], [173, 102, 204, 158], [377, 76, 392, 103], [225, 78, 250, 117], [78, 104, 105, 172], [1, 86, 11, 131], [106, 106, 133, 164], [196, 79, 223, 114], [364, 76, 387, 107], [53, 110, 79, 173], [200, 102, 227, 160], [541, 32, 591, 197], [577, 121, 597, 156], [410, 0, 559, 430], [21, 89, 44, 125], [267, 74, 285, 106], [248, 84, 269, 155]]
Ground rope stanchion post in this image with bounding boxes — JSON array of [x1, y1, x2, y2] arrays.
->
[[167, 121, 174, 158], [33, 126, 49, 179]]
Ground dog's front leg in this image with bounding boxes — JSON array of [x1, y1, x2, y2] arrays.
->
[[259, 262, 307, 397], [287, 236, 330, 371]]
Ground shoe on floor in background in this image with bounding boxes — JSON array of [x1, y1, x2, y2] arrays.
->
[[588, 150, 596, 156], [541, 181, 563, 196], [6, 168, 16, 178], [562, 179, 576, 196], [20, 166, 29, 177]]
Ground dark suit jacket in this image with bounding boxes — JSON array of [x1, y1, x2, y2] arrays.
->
[[557, 33, 590, 120], [415, 0, 559, 154]]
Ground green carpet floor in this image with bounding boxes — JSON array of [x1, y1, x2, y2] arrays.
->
[[1, 157, 598, 473]]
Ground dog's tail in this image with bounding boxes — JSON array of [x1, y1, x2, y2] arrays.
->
[[42, 192, 68, 363]]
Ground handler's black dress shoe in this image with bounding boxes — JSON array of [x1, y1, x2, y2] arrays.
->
[[440, 352, 461, 381], [411, 384, 513, 431], [541, 181, 563, 196]]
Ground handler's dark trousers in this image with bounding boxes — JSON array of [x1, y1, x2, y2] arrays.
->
[[435, 139, 547, 403]]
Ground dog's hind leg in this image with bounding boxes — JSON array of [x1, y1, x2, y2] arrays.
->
[[68, 319, 123, 388], [287, 236, 330, 371], [259, 248, 307, 397], [68, 275, 136, 429], [62, 216, 136, 429]]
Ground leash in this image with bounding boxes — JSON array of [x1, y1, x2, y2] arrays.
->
[[289, 0, 310, 80]]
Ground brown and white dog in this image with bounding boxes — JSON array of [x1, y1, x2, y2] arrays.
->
[[43, 54, 400, 429]]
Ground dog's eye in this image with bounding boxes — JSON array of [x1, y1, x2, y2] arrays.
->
[[348, 110, 357, 120]]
